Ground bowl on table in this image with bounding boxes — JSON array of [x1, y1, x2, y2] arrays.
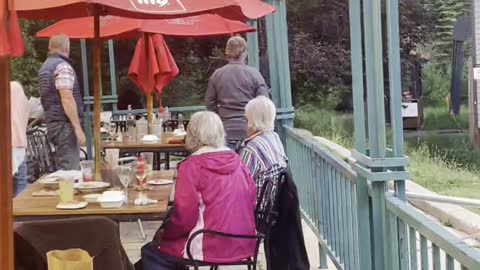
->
[[82, 193, 101, 203], [76, 182, 110, 194]]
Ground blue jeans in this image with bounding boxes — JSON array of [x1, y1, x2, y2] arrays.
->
[[13, 161, 27, 197], [136, 241, 187, 270]]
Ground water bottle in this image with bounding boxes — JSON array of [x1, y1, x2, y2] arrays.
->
[[126, 105, 136, 140]]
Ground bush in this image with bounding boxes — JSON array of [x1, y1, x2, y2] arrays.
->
[[422, 64, 451, 105], [423, 105, 468, 130]]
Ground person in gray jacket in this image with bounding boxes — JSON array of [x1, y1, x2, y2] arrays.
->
[[205, 36, 269, 151]]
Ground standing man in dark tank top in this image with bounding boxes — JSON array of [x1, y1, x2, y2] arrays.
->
[[205, 36, 270, 152], [38, 34, 85, 170]]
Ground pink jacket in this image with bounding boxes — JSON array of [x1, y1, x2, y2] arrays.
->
[[158, 149, 257, 263]]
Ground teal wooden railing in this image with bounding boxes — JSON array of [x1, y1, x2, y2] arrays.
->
[[285, 126, 480, 270], [285, 127, 359, 269]]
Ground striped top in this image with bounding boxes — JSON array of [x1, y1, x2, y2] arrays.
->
[[239, 131, 287, 197]]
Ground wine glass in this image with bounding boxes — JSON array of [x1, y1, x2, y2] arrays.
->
[[136, 157, 147, 192], [108, 122, 117, 141], [117, 164, 133, 203], [141, 153, 154, 179]]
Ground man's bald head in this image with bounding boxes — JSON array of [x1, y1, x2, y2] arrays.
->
[[48, 34, 70, 57]]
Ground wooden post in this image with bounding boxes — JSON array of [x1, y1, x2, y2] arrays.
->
[[0, 55, 13, 270], [93, 10, 102, 178], [468, 59, 480, 148], [144, 33, 153, 133]]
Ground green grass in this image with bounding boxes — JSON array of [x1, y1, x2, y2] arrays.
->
[[294, 105, 480, 200], [423, 105, 469, 130]]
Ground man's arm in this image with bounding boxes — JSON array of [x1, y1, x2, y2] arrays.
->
[[205, 76, 218, 112], [254, 71, 269, 97], [55, 63, 85, 145], [58, 91, 85, 145]]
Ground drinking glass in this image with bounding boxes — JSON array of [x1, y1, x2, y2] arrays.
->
[[141, 153, 154, 179], [117, 164, 133, 203], [80, 160, 94, 182], [136, 157, 147, 191], [59, 178, 74, 203], [108, 122, 117, 141]]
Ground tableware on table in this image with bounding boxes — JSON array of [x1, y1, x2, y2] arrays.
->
[[141, 134, 159, 143], [107, 122, 118, 141], [117, 164, 134, 204], [136, 118, 148, 140], [56, 201, 88, 210], [135, 157, 147, 191], [82, 193, 101, 203], [59, 178, 75, 203], [134, 193, 158, 206], [76, 181, 110, 194], [80, 160, 94, 182], [40, 170, 82, 188], [141, 153, 154, 178], [97, 191, 125, 208], [147, 179, 173, 186]]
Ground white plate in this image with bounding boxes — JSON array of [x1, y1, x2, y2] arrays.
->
[[56, 201, 88, 210], [38, 177, 60, 186], [77, 182, 110, 189], [148, 179, 173, 186]]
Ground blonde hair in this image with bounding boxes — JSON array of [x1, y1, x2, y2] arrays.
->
[[185, 111, 226, 152], [48, 34, 70, 53], [245, 96, 276, 132], [225, 36, 247, 61]]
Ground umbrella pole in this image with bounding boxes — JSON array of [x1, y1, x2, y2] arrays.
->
[[144, 32, 153, 133], [0, 55, 13, 270], [93, 9, 102, 178]]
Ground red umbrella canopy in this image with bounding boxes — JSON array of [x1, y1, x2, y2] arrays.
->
[[15, 0, 275, 21], [128, 34, 179, 95], [0, 0, 23, 56], [36, 14, 256, 39]]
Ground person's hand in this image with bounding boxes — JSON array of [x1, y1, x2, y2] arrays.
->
[[75, 128, 86, 146]]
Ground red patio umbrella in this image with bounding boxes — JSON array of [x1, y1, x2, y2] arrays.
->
[[128, 34, 179, 123], [0, 0, 23, 268], [15, 0, 275, 178], [36, 14, 256, 39], [16, 0, 275, 21]]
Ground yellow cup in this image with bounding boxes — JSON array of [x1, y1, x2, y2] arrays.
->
[[59, 178, 74, 203]]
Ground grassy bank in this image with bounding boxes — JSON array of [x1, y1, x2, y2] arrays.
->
[[294, 105, 480, 200]]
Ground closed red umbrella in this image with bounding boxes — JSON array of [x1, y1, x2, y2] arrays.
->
[[36, 14, 256, 39], [128, 34, 179, 118], [0, 0, 23, 56]]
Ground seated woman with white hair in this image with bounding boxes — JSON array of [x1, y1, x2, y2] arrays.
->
[[138, 111, 257, 270], [239, 96, 288, 198]]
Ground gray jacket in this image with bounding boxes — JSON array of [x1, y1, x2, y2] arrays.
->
[[205, 61, 269, 141]]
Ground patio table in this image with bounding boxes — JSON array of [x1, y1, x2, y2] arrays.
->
[[101, 137, 187, 170], [13, 170, 174, 222]]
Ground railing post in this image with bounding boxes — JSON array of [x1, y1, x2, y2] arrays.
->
[[348, 0, 373, 267], [386, 0, 409, 267], [265, 0, 294, 144]]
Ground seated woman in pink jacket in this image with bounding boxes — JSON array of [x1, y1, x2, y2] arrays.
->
[[138, 111, 257, 270]]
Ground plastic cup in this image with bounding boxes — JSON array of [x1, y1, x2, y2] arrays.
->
[[59, 178, 74, 203], [80, 160, 94, 182]]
